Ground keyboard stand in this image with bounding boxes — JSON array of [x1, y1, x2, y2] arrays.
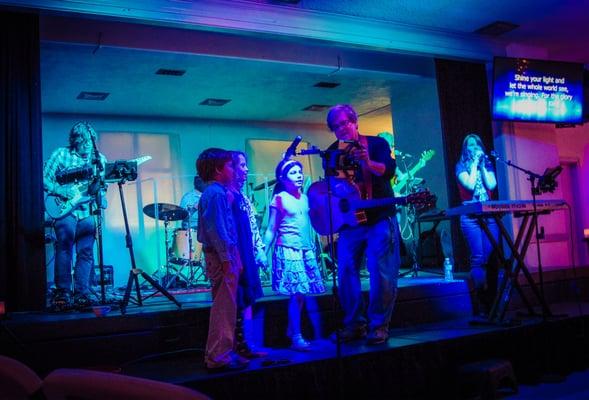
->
[[474, 210, 553, 325]]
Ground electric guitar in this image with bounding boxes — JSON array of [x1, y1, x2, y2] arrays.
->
[[45, 183, 94, 220], [307, 178, 436, 235], [393, 149, 435, 193]]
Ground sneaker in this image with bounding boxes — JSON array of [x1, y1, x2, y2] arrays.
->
[[330, 325, 367, 343], [366, 326, 389, 345], [290, 334, 311, 351]]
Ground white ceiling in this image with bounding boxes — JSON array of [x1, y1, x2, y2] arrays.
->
[[25, 0, 589, 123], [244, 0, 589, 63]]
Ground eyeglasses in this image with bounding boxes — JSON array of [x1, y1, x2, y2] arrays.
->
[[332, 119, 354, 131]]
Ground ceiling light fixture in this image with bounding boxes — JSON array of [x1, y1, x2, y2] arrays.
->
[[199, 98, 231, 106], [76, 92, 109, 101]]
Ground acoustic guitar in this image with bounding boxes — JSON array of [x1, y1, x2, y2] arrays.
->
[[308, 178, 436, 235]]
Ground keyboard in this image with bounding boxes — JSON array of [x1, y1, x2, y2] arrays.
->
[[445, 199, 568, 217]]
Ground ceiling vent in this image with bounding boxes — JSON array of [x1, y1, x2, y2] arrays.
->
[[474, 21, 519, 36], [199, 98, 231, 106], [76, 92, 109, 101], [314, 81, 340, 89], [303, 104, 331, 112], [156, 68, 186, 76]]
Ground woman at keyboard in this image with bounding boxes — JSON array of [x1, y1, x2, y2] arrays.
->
[[455, 133, 499, 317]]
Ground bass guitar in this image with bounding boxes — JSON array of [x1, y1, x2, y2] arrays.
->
[[308, 178, 436, 235]]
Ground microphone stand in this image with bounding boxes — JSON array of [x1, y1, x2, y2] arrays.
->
[[300, 145, 344, 400], [493, 153, 550, 320], [89, 135, 108, 305]]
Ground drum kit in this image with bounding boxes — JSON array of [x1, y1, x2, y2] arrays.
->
[[143, 202, 207, 289]]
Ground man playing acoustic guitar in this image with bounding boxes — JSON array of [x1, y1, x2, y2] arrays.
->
[[43, 121, 107, 311], [324, 104, 402, 345]]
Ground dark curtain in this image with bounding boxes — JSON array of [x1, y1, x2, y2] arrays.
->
[[0, 11, 45, 311], [434, 58, 496, 271]]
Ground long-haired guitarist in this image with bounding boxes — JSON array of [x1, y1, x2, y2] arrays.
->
[[325, 104, 402, 345], [43, 121, 107, 311]]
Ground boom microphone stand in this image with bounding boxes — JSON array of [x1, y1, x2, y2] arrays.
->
[[302, 145, 345, 399], [89, 135, 108, 305], [492, 152, 562, 320], [107, 161, 182, 314]]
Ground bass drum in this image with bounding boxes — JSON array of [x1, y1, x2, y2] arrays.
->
[[171, 229, 203, 264]]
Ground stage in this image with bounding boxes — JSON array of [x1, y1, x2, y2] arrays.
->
[[2, 267, 588, 399]]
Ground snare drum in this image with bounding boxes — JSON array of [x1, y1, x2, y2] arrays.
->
[[171, 229, 203, 263]]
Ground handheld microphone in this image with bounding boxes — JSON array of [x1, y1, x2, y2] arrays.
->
[[481, 152, 499, 162], [283, 135, 302, 160]]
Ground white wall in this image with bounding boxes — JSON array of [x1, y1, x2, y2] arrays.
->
[[42, 113, 331, 287], [389, 77, 451, 258], [495, 120, 589, 269]]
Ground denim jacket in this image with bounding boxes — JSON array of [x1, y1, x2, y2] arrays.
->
[[197, 181, 238, 262]]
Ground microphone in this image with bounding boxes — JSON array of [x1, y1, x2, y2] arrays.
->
[[283, 135, 302, 160], [394, 149, 412, 158], [481, 153, 498, 162]]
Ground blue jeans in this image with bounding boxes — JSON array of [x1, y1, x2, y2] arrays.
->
[[337, 217, 401, 330], [460, 215, 499, 290], [53, 215, 95, 295]]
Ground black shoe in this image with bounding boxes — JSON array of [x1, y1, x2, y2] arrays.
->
[[330, 325, 367, 343], [206, 359, 249, 374], [366, 326, 390, 345], [49, 289, 72, 312], [236, 344, 268, 359], [73, 293, 93, 311]]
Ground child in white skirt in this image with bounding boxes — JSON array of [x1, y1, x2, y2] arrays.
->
[[263, 159, 325, 350]]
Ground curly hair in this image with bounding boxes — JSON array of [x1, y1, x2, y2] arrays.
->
[[68, 121, 97, 149]]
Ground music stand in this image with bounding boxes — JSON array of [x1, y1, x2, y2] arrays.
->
[[105, 160, 181, 314]]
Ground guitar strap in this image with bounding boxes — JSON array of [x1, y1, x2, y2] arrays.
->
[[358, 135, 373, 200]]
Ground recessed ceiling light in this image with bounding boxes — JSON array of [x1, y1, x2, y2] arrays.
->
[[76, 92, 109, 101], [199, 98, 231, 106], [474, 21, 519, 36], [156, 68, 186, 76], [314, 82, 340, 88]]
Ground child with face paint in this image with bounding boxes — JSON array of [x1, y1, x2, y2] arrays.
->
[[263, 159, 325, 351]]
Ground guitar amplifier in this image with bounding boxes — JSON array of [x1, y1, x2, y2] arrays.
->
[[92, 265, 114, 289]]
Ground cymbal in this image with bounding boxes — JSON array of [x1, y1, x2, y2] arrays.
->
[[143, 203, 188, 221], [253, 178, 277, 191]]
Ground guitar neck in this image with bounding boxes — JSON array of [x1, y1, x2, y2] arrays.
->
[[395, 163, 424, 188]]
